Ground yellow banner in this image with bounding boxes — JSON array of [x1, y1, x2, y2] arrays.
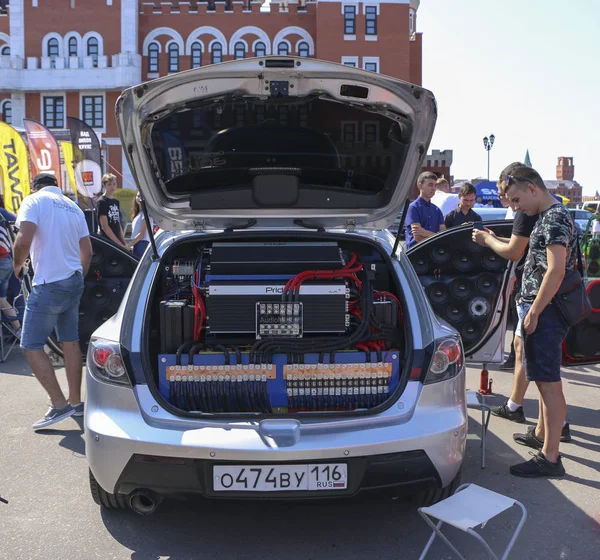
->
[[60, 141, 78, 198], [0, 122, 31, 214]]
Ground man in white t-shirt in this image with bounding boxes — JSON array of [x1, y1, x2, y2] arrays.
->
[[14, 174, 93, 431], [430, 177, 460, 218]]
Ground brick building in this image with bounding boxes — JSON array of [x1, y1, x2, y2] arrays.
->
[[544, 157, 583, 208], [0, 0, 423, 187]]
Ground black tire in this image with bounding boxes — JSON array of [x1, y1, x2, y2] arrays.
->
[[89, 469, 129, 509], [413, 468, 462, 507]]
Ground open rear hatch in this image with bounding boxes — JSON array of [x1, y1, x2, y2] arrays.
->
[[114, 58, 438, 417]]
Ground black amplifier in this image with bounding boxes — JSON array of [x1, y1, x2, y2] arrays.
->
[[204, 281, 348, 336]]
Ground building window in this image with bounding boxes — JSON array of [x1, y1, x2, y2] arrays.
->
[[68, 37, 78, 58], [87, 37, 99, 67], [409, 10, 415, 34], [343, 122, 357, 143], [297, 41, 309, 58], [148, 42, 159, 73], [211, 43, 222, 64], [82, 95, 104, 129], [1, 101, 11, 125], [168, 43, 179, 72], [47, 38, 59, 67], [365, 6, 377, 35], [191, 42, 202, 68], [43, 96, 65, 129], [344, 5, 356, 35], [254, 42, 266, 57], [363, 57, 379, 73], [277, 42, 289, 56], [1, 45, 10, 56], [234, 41, 245, 60], [342, 57, 358, 67], [364, 123, 378, 143]]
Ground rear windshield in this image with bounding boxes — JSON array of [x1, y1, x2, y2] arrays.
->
[[148, 95, 410, 202]]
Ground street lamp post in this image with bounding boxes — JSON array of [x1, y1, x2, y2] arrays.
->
[[483, 134, 495, 181]]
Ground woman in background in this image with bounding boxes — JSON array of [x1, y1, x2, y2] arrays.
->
[[127, 192, 151, 258]]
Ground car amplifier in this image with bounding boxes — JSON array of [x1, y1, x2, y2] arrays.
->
[[208, 242, 344, 275], [204, 281, 348, 336]]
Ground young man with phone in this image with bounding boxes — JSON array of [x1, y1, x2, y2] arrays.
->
[[444, 182, 482, 229]]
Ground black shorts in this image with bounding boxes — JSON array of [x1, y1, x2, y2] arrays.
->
[[522, 303, 568, 383]]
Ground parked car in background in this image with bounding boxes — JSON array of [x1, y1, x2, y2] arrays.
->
[[581, 201, 600, 214], [475, 207, 508, 222], [569, 208, 595, 236]]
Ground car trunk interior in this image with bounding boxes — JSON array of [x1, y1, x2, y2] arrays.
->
[[142, 231, 410, 417]]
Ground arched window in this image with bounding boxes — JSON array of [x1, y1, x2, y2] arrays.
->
[[148, 42, 159, 73], [1, 45, 9, 56], [234, 41, 245, 60], [87, 37, 99, 67], [47, 38, 59, 67], [297, 41, 309, 58], [277, 42, 289, 56], [68, 37, 78, 58], [211, 43, 222, 65], [191, 42, 202, 68], [254, 42, 266, 58], [168, 43, 179, 72], [1, 101, 11, 125]]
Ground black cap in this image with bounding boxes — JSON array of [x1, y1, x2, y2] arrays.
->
[[31, 173, 58, 190]]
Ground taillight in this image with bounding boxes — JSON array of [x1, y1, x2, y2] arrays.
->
[[424, 336, 464, 384], [89, 338, 129, 386]]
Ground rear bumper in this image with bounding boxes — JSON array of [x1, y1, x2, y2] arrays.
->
[[115, 451, 441, 500], [85, 370, 467, 497]]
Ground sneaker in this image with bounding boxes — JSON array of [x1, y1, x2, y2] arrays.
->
[[510, 451, 565, 478], [32, 404, 75, 431], [71, 402, 84, 417], [491, 401, 525, 423], [499, 356, 516, 370], [513, 428, 544, 450], [525, 424, 572, 443]]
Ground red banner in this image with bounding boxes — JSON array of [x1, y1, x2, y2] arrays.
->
[[23, 119, 62, 188]]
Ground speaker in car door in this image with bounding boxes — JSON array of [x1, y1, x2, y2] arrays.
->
[[465, 236, 485, 253], [460, 322, 481, 345], [412, 254, 431, 275], [430, 245, 452, 265], [450, 277, 474, 300], [468, 296, 491, 320], [475, 273, 498, 296], [452, 251, 474, 273], [481, 252, 506, 271], [426, 281, 450, 305], [445, 303, 466, 324]]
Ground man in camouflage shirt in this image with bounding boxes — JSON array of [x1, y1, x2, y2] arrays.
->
[[504, 165, 577, 478]]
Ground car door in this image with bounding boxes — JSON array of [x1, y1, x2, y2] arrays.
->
[[562, 279, 600, 365], [45, 234, 139, 356], [406, 221, 514, 363]]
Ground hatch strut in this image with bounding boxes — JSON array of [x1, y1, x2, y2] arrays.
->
[[140, 198, 159, 261], [392, 199, 411, 257]]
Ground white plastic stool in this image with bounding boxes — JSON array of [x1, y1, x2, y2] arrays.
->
[[418, 483, 527, 560], [466, 391, 491, 468]]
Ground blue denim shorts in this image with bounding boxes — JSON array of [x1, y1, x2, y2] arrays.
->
[[0, 257, 13, 298], [517, 302, 568, 383], [21, 272, 84, 351]]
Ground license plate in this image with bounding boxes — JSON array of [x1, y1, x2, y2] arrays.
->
[[213, 463, 348, 492]]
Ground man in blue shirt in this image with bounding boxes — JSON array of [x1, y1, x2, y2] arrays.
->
[[405, 172, 446, 248]]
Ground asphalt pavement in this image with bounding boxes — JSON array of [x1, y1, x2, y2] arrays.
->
[[1, 347, 599, 560]]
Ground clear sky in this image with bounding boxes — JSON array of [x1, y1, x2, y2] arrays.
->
[[418, 0, 599, 195]]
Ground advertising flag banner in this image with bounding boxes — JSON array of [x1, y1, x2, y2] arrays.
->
[[0, 122, 31, 214], [60, 141, 78, 198], [23, 119, 62, 188], [67, 117, 102, 198]]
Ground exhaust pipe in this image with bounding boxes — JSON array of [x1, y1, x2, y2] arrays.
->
[[128, 490, 163, 515]]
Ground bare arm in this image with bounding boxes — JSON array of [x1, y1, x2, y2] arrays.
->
[[412, 223, 445, 242], [79, 236, 93, 277], [530, 244, 567, 319], [12, 221, 36, 276], [473, 231, 529, 262], [127, 219, 147, 249], [99, 215, 125, 247], [118, 224, 127, 246]]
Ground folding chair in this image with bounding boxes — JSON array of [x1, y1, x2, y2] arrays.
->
[[0, 298, 23, 362], [466, 390, 491, 468], [418, 483, 527, 560]]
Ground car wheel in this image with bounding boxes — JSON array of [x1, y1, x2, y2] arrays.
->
[[413, 468, 462, 507], [89, 470, 128, 509]]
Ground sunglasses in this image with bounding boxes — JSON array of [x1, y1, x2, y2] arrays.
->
[[505, 175, 534, 187]]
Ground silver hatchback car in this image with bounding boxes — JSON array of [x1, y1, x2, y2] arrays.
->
[[83, 58, 515, 514]]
